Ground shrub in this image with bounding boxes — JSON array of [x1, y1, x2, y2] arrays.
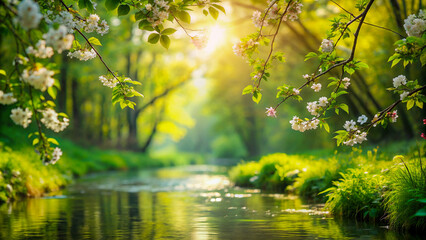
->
[[385, 155, 426, 231], [322, 168, 388, 221]]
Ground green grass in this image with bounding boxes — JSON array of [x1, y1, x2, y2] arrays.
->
[[385, 154, 426, 231], [228, 141, 426, 231]]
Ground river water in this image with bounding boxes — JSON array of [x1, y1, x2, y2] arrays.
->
[[0, 165, 421, 239]]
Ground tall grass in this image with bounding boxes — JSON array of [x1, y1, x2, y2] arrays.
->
[[385, 154, 426, 231], [321, 168, 389, 221]]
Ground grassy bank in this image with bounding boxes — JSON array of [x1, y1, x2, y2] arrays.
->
[[229, 142, 426, 231], [0, 128, 204, 203]]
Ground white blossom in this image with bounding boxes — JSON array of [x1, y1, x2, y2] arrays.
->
[[290, 116, 319, 132], [403, 10, 426, 37], [342, 77, 351, 89], [43, 26, 74, 53], [40, 108, 69, 132], [321, 39, 334, 53], [0, 91, 17, 105], [283, 1, 303, 21], [343, 120, 357, 132], [393, 75, 407, 88], [17, 0, 42, 30], [21, 68, 55, 92], [343, 130, 367, 146], [293, 88, 300, 95], [50, 147, 62, 165], [307, 101, 319, 116], [357, 115, 368, 125], [318, 97, 328, 107], [10, 107, 32, 128], [311, 83, 321, 92], [26, 40, 54, 59], [99, 75, 117, 88], [400, 91, 409, 100], [68, 49, 97, 61]]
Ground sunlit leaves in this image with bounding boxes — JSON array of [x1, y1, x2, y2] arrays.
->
[[88, 37, 101, 46], [148, 33, 160, 44], [161, 28, 177, 35], [175, 10, 191, 24], [105, 0, 120, 11], [160, 35, 171, 49], [117, 5, 130, 16], [78, 0, 95, 13], [208, 7, 219, 20]]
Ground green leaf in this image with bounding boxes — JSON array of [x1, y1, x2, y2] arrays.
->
[[412, 208, 426, 217], [79, 0, 94, 12], [47, 87, 57, 100], [160, 35, 171, 49], [252, 91, 262, 104], [124, 79, 142, 85], [0, 69, 6, 76], [391, 58, 401, 68], [176, 11, 191, 24], [32, 138, 39, 146], [88, 37, 102, 46], [105, 0, 120, 11], [48, 138, 59, 145], [340, 104, 349, 114], [416, 100, 423, 109], [208, 7, 219, 20], [212, 4, 226, 14], [135, 11, 144, 21], [407, 99, 415, 110], [148, 33, 160, 44], [242, 85, 253, 95], [323, 122, 330, 133], [161, 28, 177, 35], [117, 4, 130, 16], [421, 52, 426, 66], [304, 52, 317, 61]]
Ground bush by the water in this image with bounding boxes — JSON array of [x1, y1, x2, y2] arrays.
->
[[228, 143, 426, 230]]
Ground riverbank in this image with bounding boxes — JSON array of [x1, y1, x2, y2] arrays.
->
[[0, 128, 204, 203], [229, 141, 426, 231]]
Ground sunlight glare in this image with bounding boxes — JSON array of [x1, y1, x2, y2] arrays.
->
[[203, 24, 227, 55]]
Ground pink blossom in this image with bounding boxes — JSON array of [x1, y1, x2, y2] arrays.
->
[[266, 107, 277, 117]]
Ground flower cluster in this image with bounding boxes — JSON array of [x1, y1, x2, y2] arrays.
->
[[233, 39, 258, 58], [48, 147, 62, 165], [343, 130, 367, 146], [191, 33, 208, 49], [40, 108, 70, 132], [343, 120, 357, 132], [17, 0, 42, 30], [387, 110, 399, 123], [26, 40, 54, 59], [43, 26, 74, 54], [403, 10, 426, 37], [342, 77, 351, 89], [21, 67, 55, 92], [99, 75, 117, 88], [290, 116, 320, 132], [146, 0, 170, 28], [10, 107, 32, 128], [45, 11, 109, 35], [0, 91, 17, 105], [320, 39, 334, 53], [282, 1, 303, 21], [306, 97, 328, 116], [68, 49, 97, 61], [393, 75, 407, 88]]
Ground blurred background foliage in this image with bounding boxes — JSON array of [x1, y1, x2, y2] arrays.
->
[[1, 0, 425, 160]]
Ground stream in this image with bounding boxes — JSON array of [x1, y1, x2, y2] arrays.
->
[[0, 165, 422, 239]]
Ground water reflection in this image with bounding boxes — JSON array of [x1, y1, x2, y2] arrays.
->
[[0, 166, 422, 239]]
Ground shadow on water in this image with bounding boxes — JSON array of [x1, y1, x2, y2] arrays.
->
[[0, 166, 422, 239]]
